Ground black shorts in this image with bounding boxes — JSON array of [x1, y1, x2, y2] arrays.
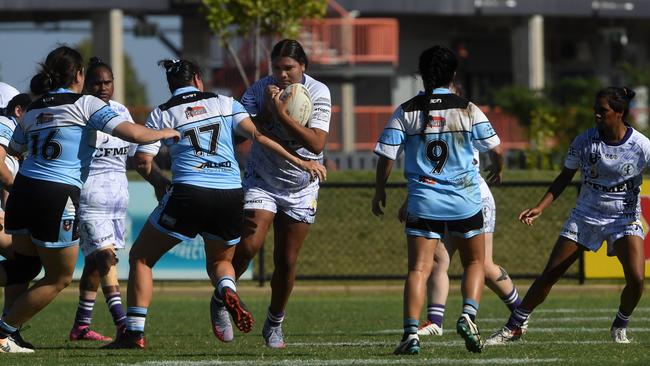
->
[[150, 183, 244, 244], [5, 173, 80, 247], [405, 210, 484, 239]]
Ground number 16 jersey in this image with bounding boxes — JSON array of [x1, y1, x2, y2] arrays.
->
[[375, 89, 500, 220]]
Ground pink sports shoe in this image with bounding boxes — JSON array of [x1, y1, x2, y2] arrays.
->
[[69, 326, 113, 341]]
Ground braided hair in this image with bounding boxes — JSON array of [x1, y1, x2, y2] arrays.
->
[[158, 59, 202, 93], [418, 46, 458, 136]]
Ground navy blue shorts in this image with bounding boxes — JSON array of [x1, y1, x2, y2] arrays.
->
[[149, 183, 244, 244], [5, 173, 80, 248], [405, 210, 484, 239]]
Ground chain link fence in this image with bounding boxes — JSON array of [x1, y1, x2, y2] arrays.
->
[[254, 182, 582, 283]]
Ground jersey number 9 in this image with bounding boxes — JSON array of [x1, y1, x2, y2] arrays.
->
[[425, 139, 448, 174]]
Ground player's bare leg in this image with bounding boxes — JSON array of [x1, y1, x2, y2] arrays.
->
[[418, 242, 448, 336], [103, 221, 180, 349], [487, 237, 582, 345], [262, 212, 310, 348], [455, 233, 485, 353], [232, 209, 274, 279], [610, 236, 644, 343], [205, 238, 253, 342]]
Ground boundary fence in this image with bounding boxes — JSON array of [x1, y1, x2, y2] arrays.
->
[[254, 181, 584, 285]]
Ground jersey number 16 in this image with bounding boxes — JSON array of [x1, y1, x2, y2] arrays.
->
[[30, 129, 62, 160]]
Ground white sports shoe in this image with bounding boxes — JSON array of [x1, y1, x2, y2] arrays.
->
[[262, 320, 286, 349], [611, 327, 630, 344], [484, 326, 522, 346], [0, 337, 35, 353], [520, 317, 529, 335], [210, 298, 234, 342], [417, 321, 443, 336]]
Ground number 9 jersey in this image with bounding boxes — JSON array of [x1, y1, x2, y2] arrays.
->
[[374, 89, 500, 221], [137, 87, 250, 189]]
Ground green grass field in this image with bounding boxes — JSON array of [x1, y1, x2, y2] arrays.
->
[[3, 282, 649, 365]]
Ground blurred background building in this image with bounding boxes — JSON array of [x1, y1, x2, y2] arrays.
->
[[1, 0, 649, 168]]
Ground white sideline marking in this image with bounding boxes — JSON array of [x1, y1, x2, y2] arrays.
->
[[289, 340, 611, 347], [482, 316, 615, 323], [372, 327, 650, 335], [535, 307, 650, 314], [122, 358, 561, 366]]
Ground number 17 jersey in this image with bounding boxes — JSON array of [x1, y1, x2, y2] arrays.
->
[[137, 88, 249, 189], [375, 90, 500, 220]]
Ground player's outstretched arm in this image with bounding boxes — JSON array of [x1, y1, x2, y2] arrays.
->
[[112, 121, 180, 145], [237, 117, 326, 182], [134, 152, 171, 201], [519, 166, 578, 225]]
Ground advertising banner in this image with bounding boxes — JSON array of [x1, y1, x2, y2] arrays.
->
[[71, 182, 252, 280]]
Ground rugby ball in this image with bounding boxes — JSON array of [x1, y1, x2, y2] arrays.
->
[[280, 83, 312, 127]]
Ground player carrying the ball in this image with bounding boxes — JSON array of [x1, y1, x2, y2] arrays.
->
[[222, 39, 331, 349]]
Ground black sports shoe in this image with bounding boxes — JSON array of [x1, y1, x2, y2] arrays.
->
[[101, 331, 146, 349], [10, 330, 34, 350]]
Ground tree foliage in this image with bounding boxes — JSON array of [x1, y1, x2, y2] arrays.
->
[[492, 77, 602, 169], [202, 0, 327, 87]]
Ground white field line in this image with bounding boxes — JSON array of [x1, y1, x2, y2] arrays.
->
[[535, 307, 650, 313], [476, 316, 626, 323], [121, 358, 561, 366], [289, 339, 611, 347], [371, 327, 650, 335]]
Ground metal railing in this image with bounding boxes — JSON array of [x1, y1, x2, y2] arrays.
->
[[127, 104, 529, 155], [300, 18, 399, 66]]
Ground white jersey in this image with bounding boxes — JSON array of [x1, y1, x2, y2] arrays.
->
[[241, 74, 331, 191], [88, 100, 136, 176], [0, 115, 19, 211], [80, 100, 134, 220], [0, 82, 19, 109], [565, 126, 650, 223], [472, 148, 492, 199]]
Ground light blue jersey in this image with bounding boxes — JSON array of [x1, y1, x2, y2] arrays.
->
[[9, 89, 124, 188], [137, 87, 249, 189], [0, 114, 17, 149], [375, 89, 500, 220]]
